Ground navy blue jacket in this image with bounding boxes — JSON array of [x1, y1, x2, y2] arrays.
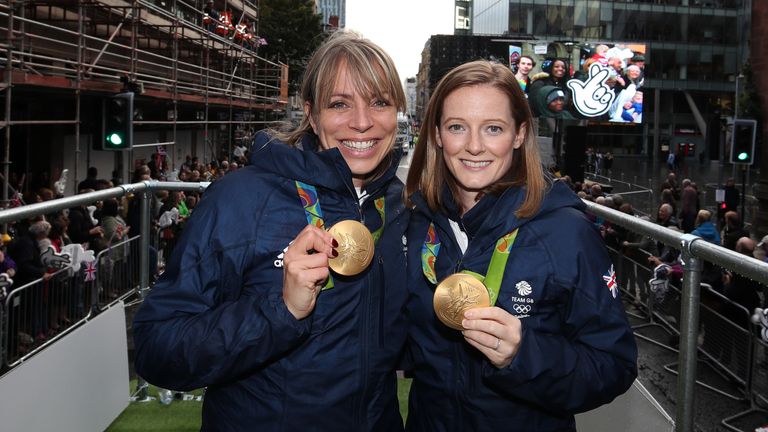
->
[[405, 181, 637, 431], [133, 132, 409, 431]]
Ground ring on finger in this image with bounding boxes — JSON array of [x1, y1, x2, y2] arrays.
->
[[494, 337, 501, 351]]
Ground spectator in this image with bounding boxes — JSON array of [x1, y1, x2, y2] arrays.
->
[[78, 167, 99, 192], [678, 185, 699, 233], [691, 210, 720, 245], [7, 218, 53, 347], [722, 211, 749, 251], [660, 189, 677, 217], [723, 178, 740, 217], [666, 151, 675, 171], [67, 189, 105, 252], [604, 151, 614, 172], [724, 237, 764, 326]]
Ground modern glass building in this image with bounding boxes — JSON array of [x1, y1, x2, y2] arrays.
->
[[449, 0, 752, 158]]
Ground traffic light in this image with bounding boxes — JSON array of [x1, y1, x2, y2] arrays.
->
[[101, 92, 134, 151], [729, 119, 756, 165]]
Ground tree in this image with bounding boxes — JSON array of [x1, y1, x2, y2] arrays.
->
[[258, 0, 326, 94]]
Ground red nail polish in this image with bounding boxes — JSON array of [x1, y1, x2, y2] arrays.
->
[[332, 238, 339, 248], [332, 249, 339, 257]]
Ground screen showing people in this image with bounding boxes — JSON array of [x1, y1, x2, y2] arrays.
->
[[509, 42, 646, 123]]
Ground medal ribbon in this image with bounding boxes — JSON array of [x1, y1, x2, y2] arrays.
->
[[295, 181, 386, 288], [421, 223, 441, 284], [421, 222, 519, 306]]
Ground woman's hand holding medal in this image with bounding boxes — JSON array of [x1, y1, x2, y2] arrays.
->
[[282, 225, 338, 320], [461, 307, 522, 369]]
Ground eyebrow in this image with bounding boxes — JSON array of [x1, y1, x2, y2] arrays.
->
[[442, 116, 511, 125]]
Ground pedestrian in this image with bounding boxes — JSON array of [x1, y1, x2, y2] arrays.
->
[[132, 31, 410, 430], [403, 60, 637, 431], [604, 151, 614, 172]]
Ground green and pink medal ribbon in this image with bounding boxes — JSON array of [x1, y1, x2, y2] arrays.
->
[[421, 222, 519, 306], [295, 180, 385, 289]]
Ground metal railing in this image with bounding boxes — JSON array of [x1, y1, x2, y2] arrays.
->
[[587, 200, 768, 432], [0, 181, 209, 371], [586, 171, 655, 217]]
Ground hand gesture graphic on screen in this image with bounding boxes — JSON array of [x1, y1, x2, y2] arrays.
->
[[567, 63, 616, 117]]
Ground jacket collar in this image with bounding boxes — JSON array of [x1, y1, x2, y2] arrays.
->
[[412, 180, 584, 251], [249, 130, 401, 197]]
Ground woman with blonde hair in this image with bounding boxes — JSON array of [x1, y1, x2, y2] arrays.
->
[[404, 60, 637, 431], [134, 31, 410, 430]]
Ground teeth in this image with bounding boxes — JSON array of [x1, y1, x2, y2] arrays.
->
[[462, 160, 490, 168], [341, 140, 375, 150]]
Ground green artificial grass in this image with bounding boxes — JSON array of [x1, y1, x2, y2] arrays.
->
[[107, 378, 413, 430]]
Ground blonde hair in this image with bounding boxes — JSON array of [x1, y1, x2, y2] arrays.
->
[[269, 30, 405, 185], [405, 60, 546, 218], [695, 209, 712, 226]]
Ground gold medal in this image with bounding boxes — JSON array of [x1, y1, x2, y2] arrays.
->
[[328, 220, 375, 276], [433, 273, 490, 330]]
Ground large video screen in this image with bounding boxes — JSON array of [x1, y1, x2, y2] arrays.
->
[[505, 41, 647, 123]]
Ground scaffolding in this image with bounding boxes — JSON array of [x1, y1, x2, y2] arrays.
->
[[0, 0, 288, 202]]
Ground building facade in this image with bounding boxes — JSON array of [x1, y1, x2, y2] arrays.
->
[[0, 0, 288, 199]]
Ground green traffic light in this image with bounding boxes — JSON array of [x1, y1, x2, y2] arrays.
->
[[107, 133, 123, 146], [738, 152, 748, 161]]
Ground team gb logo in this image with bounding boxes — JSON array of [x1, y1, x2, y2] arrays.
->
[[515, 281, 532, 296]]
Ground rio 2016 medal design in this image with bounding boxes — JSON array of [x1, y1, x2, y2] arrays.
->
[[328, 220, 375, 276], [433, 273, 490, 330]]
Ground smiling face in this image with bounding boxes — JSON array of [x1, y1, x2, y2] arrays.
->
[[307, 65, 397, 187], [437, 85, 525, 213], [518, 56, 534, 76], [551, 60, 566, 78]]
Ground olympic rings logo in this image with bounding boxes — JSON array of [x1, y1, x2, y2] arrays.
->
[[513, 304, 531, 314]]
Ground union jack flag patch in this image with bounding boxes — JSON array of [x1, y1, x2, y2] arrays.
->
[[603, 265, 618, 299]]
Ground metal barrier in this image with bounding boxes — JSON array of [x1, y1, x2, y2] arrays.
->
[[586, 172, 654, 217], [0, 181, 209, 372], [95, 236, 142, 310], [3, 265, 90, 367], [722, 337, 768, 431], [587, 201, 768, 432]]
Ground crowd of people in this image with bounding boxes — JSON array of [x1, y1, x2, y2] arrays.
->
[[556, 168, 766, 334], [0, 150, 245, 359]]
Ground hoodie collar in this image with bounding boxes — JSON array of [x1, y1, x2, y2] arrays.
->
[[249, 130, 401, 196]]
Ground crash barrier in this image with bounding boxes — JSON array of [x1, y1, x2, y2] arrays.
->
[[0, 181, 209, 371], [588, 201, 768, 432], [0, 182, 767, 432], [611, 245, 756, 401], [585, 172, 654, 217], [611, 246, 752, 400], [2, 234, 143, 367], [722, 337, 768, 431]]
